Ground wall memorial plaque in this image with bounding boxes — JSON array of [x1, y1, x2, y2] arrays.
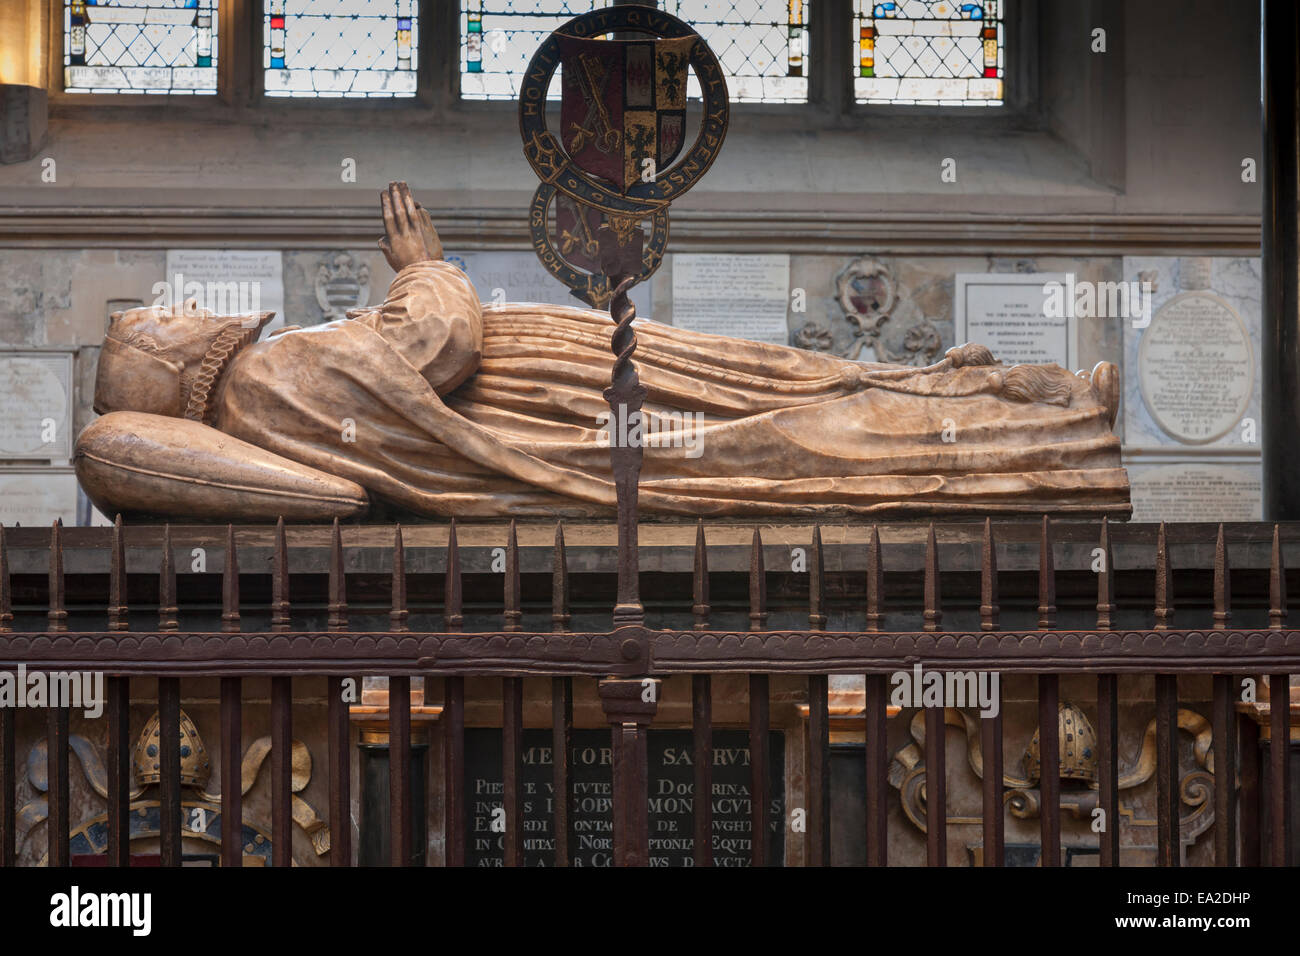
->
[[0, 351, 73, 460], [671, 254, 791, 345], [0, 468, 79, 525], [465, 728, 785, 867], [447, 251, 652, 320], [164, 249, 286, 333], [1137, 291, 1253, 445], [1122, 256, 1261, 453], [1127, 461, 1261, 522], [954, 273, 1076, 368]]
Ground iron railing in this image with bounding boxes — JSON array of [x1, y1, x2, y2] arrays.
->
[[0, 516, 1295, 866]]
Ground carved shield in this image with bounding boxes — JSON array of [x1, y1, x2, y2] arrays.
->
[[558, 36, 695, 192]]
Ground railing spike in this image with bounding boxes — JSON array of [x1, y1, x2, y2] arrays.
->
[[108, 514, 128, 632], [1037, 515, 1055, 630], [444, 518, 463, 633], [505, 519, 521, 632], [552, 521, 570, 634], [866, 524, 883, 633], [49, 518, 66, 633], [980, 518, 998, 632], [1096, 516, 1115, 631], [158, 522, 177, 632], [222, 523, 240, 634], [271, 515, 289, 632], [1213, 523, 1230, 630], [923, 521, 941, 633], [749, 527, 767, 632], [390, 524, 408, 633], [1270, 524, 1286, 630], [328, 516, 347, 632], [1154, 521, 1173, 631], [0, 524, 12, 633], [809, 525, 826, 631], [692, 519, 710, 630]]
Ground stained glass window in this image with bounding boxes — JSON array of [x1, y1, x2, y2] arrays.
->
[[854, 0, 1002, 106], [460, 0, 807, 103], [64, 0, 218, 94], [264, 0, 419, 97], [662, 0, 809, 103], [460, 0, 610, 101]]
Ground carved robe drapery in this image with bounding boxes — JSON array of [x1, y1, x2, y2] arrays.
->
[[214, 260, 1130, 517]]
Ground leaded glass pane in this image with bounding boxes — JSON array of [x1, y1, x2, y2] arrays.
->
[[854, 0, 1003, 106], [460, 0, 610, 101], [459, 0, 808, 104], [662, 0, 809, 104], [264, 0, 419, 98], [64, 0, 218, 94]]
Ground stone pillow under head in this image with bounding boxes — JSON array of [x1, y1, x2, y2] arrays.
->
[[75, 412, 369, 522]]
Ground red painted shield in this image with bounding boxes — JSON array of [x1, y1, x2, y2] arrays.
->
[[558, 35, 695, 192]]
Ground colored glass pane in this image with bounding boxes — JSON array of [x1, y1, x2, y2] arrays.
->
[[64, 0, 219, 94], [263, 0, 419, 98], [853, 0, 1003, 106]]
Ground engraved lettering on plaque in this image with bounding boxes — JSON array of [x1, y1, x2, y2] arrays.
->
[[1137, 291, 1253, 445], [0, 352, 73, 460]]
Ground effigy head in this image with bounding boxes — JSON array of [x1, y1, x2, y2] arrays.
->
[[93, 302, 273, 423]]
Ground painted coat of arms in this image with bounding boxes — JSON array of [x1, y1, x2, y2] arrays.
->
[[557, 35, 693, 192]]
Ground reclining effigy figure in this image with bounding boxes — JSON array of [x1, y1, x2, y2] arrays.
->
[[75, 183, 1129, 521]]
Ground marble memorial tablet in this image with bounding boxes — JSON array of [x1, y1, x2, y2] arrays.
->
[[165, 249, 286, 333], [1137, 291, 1253, 445], [0, 468, 79, 526], [0, 351, 73, 460], [671, 254, 791, 345], [447, 251, 652, 320], [465, 728, 784, 867], [955, 273, 1076, 368], [1128, 462, 1261, 522]]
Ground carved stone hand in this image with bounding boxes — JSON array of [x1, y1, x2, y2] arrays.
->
[[378, 181, 443, 272]]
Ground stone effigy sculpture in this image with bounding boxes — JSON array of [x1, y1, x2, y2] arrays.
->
[[74, 182, 1129, 522]]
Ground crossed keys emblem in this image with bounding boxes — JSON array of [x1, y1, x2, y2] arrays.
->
[[557, 194, 601, 261], [519, 7, 729, 308], [566, 54, 621, 155]]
